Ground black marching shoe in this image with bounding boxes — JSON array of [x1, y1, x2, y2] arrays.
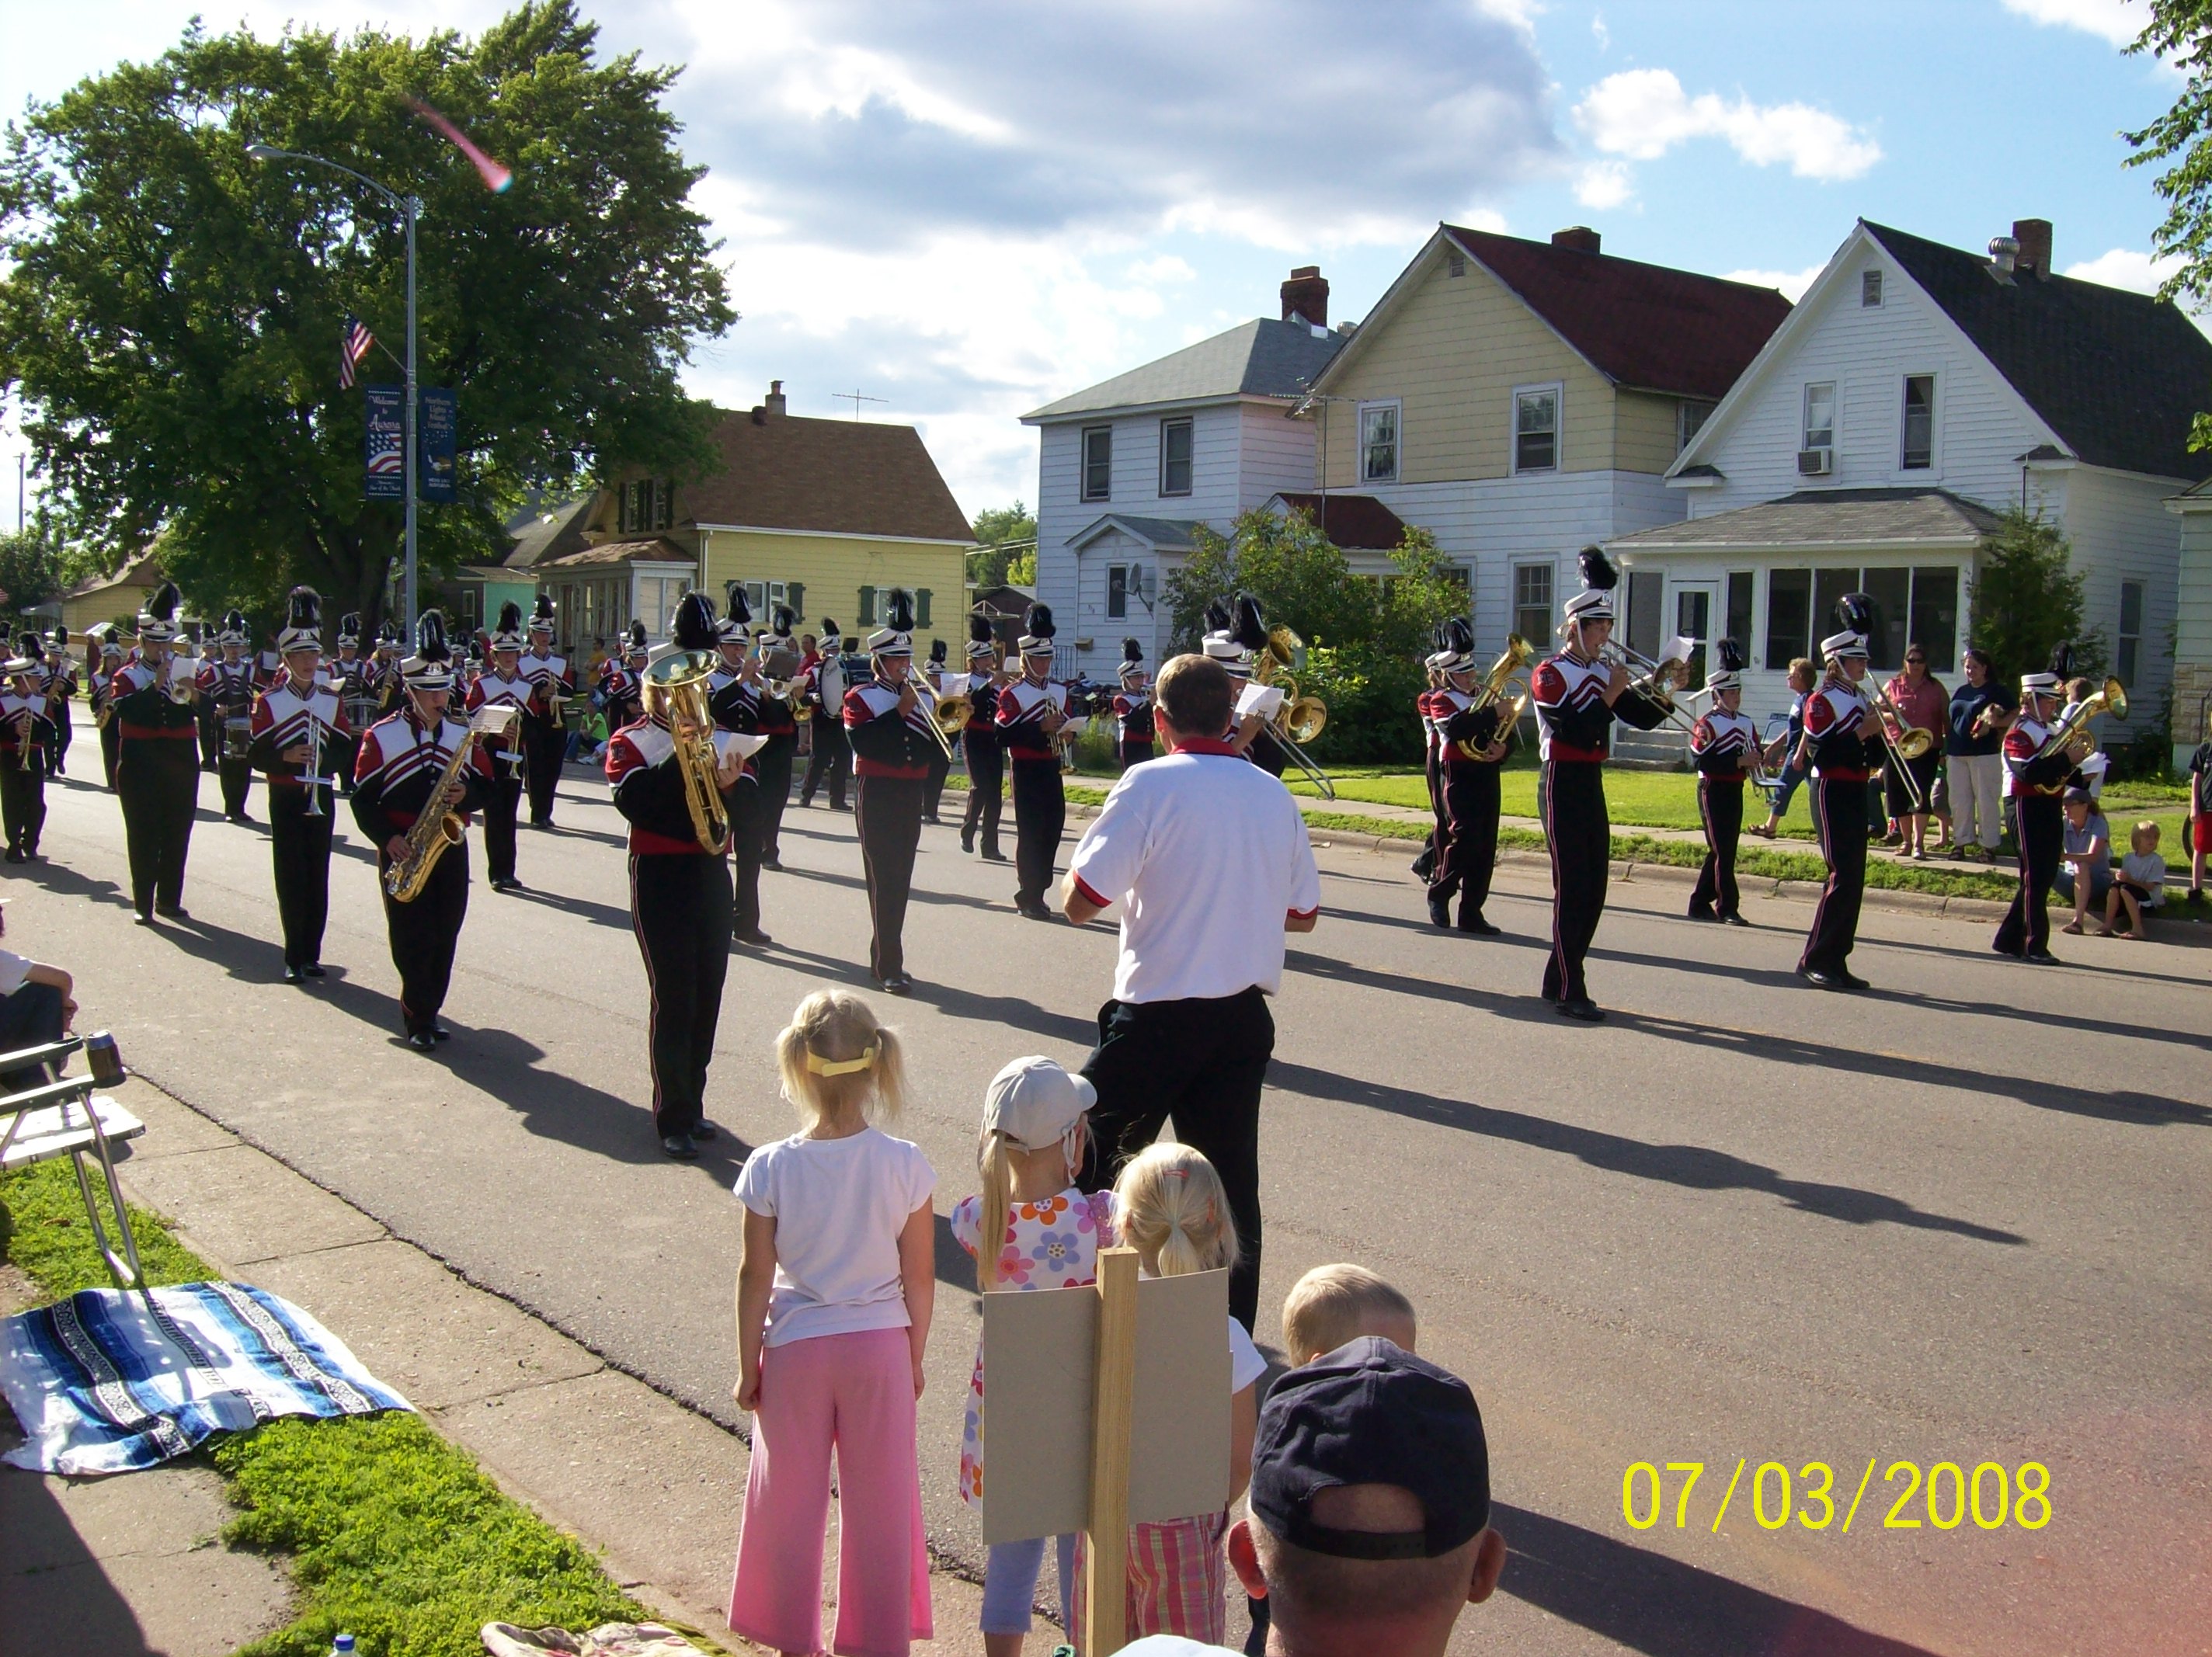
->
[[981, 846, 1009, 863], [875, 972, 913, 995], [1457, 913, 1502, 936], [1836, 970, 1871, 989], [2024, 950, 2061, 967], [1685, 905, 1717, 922], [732, 926, 774, 948], [430, 1024, 453, 1042], [960, 831, 975, 854], [690, 1120, 718, 1142], [155, 903, 188, 919], [3, 848, 21, 864], [1427, 895, 1452, 929], [408, 1030, 439, 1053], [283, 965, 304, 985], [1717, 912, 1751, 928], [134, 910, 156, 926], [762, 856, 783, 872], [1801, 968, 1846, 990], [303, 963, 326, 978], [661, 1132, 699, 1161], [1556, 997, 1605, 1023]]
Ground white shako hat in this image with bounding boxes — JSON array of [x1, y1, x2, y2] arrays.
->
[[623, 620, 649, 658], [1823, 592, 1873, 662], [2022, 642, 2071, 697], [276, 587, 323, 654], [1706, 637, 1745, 693], [137, 582, 186, 644], [818, 617, 842, 652], [4, 632, 40, 676], [1428, 615, 1475, 674], [1118, 636, 1146, 681], [763, 603, 797, 647], [1200, 596, 1245, 665], [967, 611, 996, 661], [527, 593, 556, 637], [1562, 545, 1617, 624], [336, 611, 362, 648], [718, 582, 752, 645], [1017, 601, 1056, 659], [402, 610, 456, 690], [868, 589, 916, 658], [487, 600, 526, 652], [216, 607, 250, 648]]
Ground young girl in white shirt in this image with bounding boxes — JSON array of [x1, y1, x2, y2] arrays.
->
[[728, 990, 937, 1657], [951, 1055, 1113, 1657], [1075, 1142, 1265, 1648]]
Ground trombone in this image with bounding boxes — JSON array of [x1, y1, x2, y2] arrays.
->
[[1865, 676, 1939, 815], [1252, 624, 1335, 800]]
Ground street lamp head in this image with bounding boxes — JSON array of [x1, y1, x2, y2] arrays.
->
[[245, 143, 287, 162]]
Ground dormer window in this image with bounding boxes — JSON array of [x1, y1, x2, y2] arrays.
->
[[1862, 269, 1883, 307], [1901, 375, 1935, 470]]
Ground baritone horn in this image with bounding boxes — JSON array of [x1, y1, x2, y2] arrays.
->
[[1456, 635, 1532, 760], [1251, 624, 1334, 798], [642, 646, 730, 853]]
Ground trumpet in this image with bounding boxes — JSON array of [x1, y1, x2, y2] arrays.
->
[[1251, 624, 1335, 799]]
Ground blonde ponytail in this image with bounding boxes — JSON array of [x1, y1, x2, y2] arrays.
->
[[976, 1128, 1015, 1291], [774, 989, 907, 1129], [1111, 1142, 1240, 1279]]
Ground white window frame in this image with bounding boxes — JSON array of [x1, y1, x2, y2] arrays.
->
[[1106, 564, 1129, 620], [1080, 425, 1112, 502], [1899, 372, 1939, 473], [1158, 416, 1195, 498], [1861, 269, 1884, 307], [1511, 559, 1555, 644], [1512, 382, 1562, 475], [1358, 399, 1400, 484], [1676, 400, 1713, 456], [2118, 578, 2145, 690], [1801, 381, 1837, 453]]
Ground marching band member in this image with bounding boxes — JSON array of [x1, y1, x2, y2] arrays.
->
[[517, 596, 575, 829], [2, 635, 55, 863], [38, 627, 75, 777], [193, 637, 223, 772], [608, 591, 759, 1158], [597, 622, 646, 736], [1112, 638, 1156, 768], [1794, 597, 1888, 989], [353, 612, 495, 1051], [1209, 595, 1293, 779], [1422, 617, 1510, 936], [1992, 646, 2082, 964], [252, 630, 283, 693], [247, 589, 350, 984], [798, 618, 852, 810], [957, 612, 1007, 861], [750, 604, 802, 869], [86, 624, 123, 790], [197, 612, 258, 823], [1412, 647, 1447, 884], [1530, 548, 1671, 1021], [369, 620, 405, 724], [704, 588, 771, 946], [843, 590, 938, 992], [1686, 640, 1755, 927], [466, 603, 534, 893], [997, 603, 1069, 919], [328, 613, 367, 795], [920, 638, 955, 825], [111, 582, 202, 923]]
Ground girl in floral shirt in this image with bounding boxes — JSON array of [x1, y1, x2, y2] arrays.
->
[[951, 1055, 1112, 1657]]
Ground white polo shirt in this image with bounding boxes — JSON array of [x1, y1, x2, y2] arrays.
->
[[1068, 741, 1320, 1005]]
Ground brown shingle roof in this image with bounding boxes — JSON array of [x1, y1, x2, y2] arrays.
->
[[676, 406, 972, 542], [539, 537, 691, 569], [63, 547, 164, 600], [1443, 226, 1793, 401], [1271, 492, 1409, 551]]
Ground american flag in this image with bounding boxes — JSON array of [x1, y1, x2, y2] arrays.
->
[[339, 318, 375, 391]]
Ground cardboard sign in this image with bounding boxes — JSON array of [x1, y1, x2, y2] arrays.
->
[[979, 1266, 1229, 1545]]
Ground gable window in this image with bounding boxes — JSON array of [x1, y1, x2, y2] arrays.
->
[[2118, 579, 2144, 688], [1514, 386, 1560, 474], [857, 585, 876, 627], [1802, 383, 1836, 451], [1107, 564, 1129, 619], [1081, 426, 1113, 502], [1513, 561, 1553, 644], [1862, 269, 1884, 307], [1901, 375, 1936, 470], [1360, 401, 1400, 483], [1159, 418, 1195, 497], [1677, 401, 1713, 456], [916, 589, 934, 628]]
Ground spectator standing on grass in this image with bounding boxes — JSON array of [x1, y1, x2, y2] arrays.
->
[[2054, 787, 2113, 936], [2102, 820, 2166, 940], [1946, 648, 2012, 863], [1751, 658, 1816, 839], [2189, 732, 2212, 899], [729, 990, 936, 1657], [0, 898, 76, 1092], [1881, 645, 1946, 860]]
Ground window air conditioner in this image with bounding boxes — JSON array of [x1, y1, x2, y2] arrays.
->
[[1796, 447, 1834, 477]]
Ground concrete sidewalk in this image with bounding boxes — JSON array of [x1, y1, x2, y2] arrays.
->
[[0, 1076, 993, 1657]]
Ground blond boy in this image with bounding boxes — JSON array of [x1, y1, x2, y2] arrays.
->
[[1282, 1263, 1418, 1366]]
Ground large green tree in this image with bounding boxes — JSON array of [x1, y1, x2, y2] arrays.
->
[[2128, 2, 2212, 447], [968, 502, 1038, 588], [1969, 509, 2102, 685], [0, 2, 733, 629]]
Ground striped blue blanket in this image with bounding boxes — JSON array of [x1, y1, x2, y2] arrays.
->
[[1, 1282, 412, 1475]]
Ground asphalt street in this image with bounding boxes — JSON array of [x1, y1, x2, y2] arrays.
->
[[9, 759, 2208, 1657]]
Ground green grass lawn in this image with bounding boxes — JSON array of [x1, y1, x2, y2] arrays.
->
[[1, 1160, 645, 1657]]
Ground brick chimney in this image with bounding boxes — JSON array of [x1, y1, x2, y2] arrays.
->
[[1281, 266, 1329, 328], [1552, 226, 1602, 255], [764, 378, 788, 416], [2012, 219, 2052, 280]]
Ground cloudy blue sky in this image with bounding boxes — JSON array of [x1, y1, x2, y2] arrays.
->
[[0, 0, 2192, 523]]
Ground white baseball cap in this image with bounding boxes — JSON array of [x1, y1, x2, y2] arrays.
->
[[983, 1056, 1095, 1150]]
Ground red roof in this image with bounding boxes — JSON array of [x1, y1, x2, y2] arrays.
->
[[1443, 226, 1793, 401], [1272, 492, 1409, 551]]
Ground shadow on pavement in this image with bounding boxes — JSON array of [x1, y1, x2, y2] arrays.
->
[[0, 1467, 157, 1657], [1268, 1059, 2024, 1245], [1495, 1502, 1943, 1657]]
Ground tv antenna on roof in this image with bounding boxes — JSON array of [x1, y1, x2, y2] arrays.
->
[[833, 389, 889, 420]]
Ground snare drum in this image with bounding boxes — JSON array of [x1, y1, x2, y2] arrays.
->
[[223, 715, 252, 760]]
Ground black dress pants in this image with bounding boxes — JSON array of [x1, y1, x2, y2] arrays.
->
[[523, 721, 566, 824], [1118, 739, 1155, 769], [268, 784, 334, 969], [1801, 776, 1869, 974], [729, 780, 764, 936], [100, 717, 121, 791], [1539, 760, 1609, 1005], [218, 754, 252, 817], [961, 727, 1003, 853], [1692, 776, 1744, 918], [118, 742, 199, 915], [754, 731, 795, 861], [923, 739, 950, 822], [1995, 794, 2062, 957], [1078, 988, 1276, 1332], [481, 768, 523, 883], [49, 703, 70, 774], [801, 720, 850, 808], [379, 842, 468, 1037], [1430, 762, 1500, 925], [1010, 759, 1065, 908], [1, 763, 46, 855], [854, 775, 923, 981], [628, 850, 732, 1138]]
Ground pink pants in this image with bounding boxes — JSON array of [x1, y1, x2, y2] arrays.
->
[[729, 1326, 933, 1657]]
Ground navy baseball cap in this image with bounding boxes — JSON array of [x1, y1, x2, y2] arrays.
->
[[1249, 1337, 1490, 1560]]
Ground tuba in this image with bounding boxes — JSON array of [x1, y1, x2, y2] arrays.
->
[[1457, 635, 1532, 761], [643, 647, 730, 853]]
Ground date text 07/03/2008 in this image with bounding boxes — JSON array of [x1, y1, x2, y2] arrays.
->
[[1621, 1458, 2052, 1536]]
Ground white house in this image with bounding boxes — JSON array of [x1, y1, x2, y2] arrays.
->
[[1021, 269, 1347, 679], [1611, 217, 2212, 745]]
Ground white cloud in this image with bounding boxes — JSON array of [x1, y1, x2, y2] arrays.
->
[[1998, 0, 2144, 48], [2063, 246, 2182, 292], [1720, 264, 1828, 302], [1573, 68, 1883, 181], [1125, 255, 1198, 286], [1574, 161, 1634, 210], [1591, 12, 1611, 50]]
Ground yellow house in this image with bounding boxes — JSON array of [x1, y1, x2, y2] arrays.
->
[[537, 384, 972, 658], [58, 547, 167, 639]]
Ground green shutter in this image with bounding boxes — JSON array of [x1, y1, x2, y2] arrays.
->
[[787, 582, 805, 625], [916, 588, 933, 627], [858, 585, 876, 625]]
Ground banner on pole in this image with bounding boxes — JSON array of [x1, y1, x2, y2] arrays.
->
[[419, 388, 457, 504], [363, 385, 404, 502]]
